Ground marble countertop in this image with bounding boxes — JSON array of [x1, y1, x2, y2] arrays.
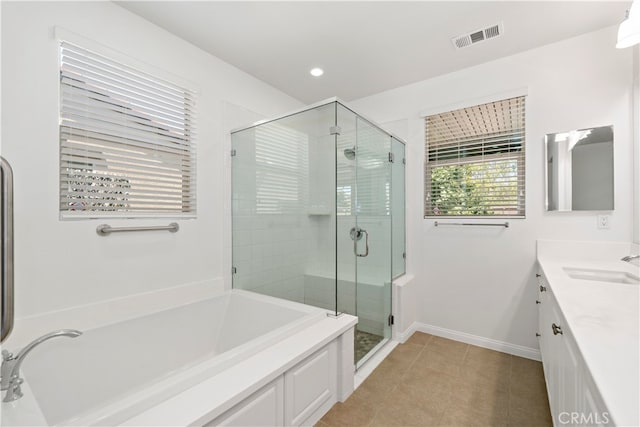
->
[[537, 240, 639, 427]]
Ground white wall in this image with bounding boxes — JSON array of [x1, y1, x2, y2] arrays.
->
[[633, 45, 640, 245], [351, 26, 635, 353], [1, 1, 302, 329]]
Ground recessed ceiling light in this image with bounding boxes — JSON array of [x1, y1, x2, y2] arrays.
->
[[310, 68, 324, 77]]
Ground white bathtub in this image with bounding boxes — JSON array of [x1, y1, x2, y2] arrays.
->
[[2, 289, 356, 426]]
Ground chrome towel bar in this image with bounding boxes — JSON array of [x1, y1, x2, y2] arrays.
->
[[434, 221, 509, 228], [96, 223, 179, 236]]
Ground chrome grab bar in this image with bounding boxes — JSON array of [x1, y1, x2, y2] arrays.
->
[[1, 156, 14, 343], [96, 223, 179, 236]]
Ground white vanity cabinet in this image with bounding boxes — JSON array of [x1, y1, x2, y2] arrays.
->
[[536, 269, 609, 426]]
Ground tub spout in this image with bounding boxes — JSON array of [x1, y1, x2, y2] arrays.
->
[[1, 329, 82, 402]]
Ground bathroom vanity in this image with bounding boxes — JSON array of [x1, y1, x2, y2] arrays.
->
[[536, 240, 639, 426]]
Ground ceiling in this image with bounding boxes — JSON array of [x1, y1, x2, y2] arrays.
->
[[117, 1, 628, 104]]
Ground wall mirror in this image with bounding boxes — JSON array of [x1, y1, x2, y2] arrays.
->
[[545, 125, 614, 211]]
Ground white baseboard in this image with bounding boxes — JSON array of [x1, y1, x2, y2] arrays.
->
[[400, 321, 541, 361], [396, 321, 419, 344]]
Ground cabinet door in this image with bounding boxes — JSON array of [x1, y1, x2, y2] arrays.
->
[[540, 300, 560, 416], [537, 272, 555, 408], [537, 272, 550, 361], [550, 301, 581, 422], [285, 343, 337, 426], [541, 288, 585, 426], [582, 386, 610, 427], [206, 377, 284, 427]]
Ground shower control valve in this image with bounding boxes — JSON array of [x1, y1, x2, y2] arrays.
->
[[349, 227, 364, 241]]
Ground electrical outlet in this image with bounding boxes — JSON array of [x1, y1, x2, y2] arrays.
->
[[597, 215, 610, 229]]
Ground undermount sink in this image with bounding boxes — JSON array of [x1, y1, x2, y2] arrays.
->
[[563, 267, 640, 285]]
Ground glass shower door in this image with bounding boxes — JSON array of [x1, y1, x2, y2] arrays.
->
[[353, 117, 393, 367]]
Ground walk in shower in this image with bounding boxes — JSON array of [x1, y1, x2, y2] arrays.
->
[[231, 99, 405, 366]]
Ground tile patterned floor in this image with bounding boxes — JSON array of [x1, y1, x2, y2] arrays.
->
[[319, 332, 552, 427], [355, 330, 384, 364]]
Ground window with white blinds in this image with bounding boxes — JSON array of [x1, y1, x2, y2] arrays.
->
[[59, 42, 196, 218], [424, 96, 525, 217]]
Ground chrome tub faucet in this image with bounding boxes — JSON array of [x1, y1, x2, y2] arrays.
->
[[1, 329, 82, 402], [621, 254, 640, 263]]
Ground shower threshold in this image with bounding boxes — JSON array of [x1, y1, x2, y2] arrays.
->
[[355, 330, 387, 369]]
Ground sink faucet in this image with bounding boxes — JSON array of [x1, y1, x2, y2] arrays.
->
[[621, 254, 640, 263], [1, 329, 82, 402]]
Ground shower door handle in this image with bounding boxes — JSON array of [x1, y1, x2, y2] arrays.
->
[[355, 229, 369, 257]]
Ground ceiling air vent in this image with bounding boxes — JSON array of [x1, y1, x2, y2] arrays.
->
[[452, 22, 503, 50]]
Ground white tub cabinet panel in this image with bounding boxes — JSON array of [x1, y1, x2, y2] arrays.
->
[[206, 378, 284, 427], [336, 326, 355, 402], [284, 342, 337, 426], [202, 335, 349, 427]]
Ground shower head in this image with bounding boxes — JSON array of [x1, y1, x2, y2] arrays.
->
[[344, 147, 356, 160]]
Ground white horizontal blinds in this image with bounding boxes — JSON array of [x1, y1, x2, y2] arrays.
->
[[59, 42, 196, 217], [254, 123, 309, 214], [425, 96, 525, 217]]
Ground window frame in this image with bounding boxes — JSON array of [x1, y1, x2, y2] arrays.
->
[[423, 95, 526, 219], [56, 29, 197, 220]]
